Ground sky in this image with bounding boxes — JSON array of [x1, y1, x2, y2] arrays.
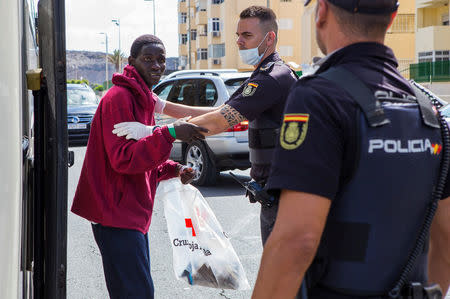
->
[[65, 0, 179, 57]]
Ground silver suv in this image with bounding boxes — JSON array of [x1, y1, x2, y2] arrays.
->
[[153, 71, 252, 186]]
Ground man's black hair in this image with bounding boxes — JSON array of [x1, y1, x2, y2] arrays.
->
[[327, 1, 392, 39], [130, 34, 165, 58], [240, 6, 278, 36]]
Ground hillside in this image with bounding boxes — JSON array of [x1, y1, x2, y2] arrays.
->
[[66, 50, 179, 85]]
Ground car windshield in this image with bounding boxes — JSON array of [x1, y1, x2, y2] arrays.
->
[[225, 78, 248, 96], [67, 87, 98, 106]]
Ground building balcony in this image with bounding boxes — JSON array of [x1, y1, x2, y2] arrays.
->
[[178, 1, 187, 10], [416, 25, 450, 53], [179, 44, 188, 55], [417, 0, 448, 9], [178, 24, 188, 34], [196, 60, 209, 69], [195, 11, 207, 25], [196, 35, 208, 48]]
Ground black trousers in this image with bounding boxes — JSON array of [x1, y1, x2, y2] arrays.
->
[[92, 224, 154, 299], [260, 203, 279, 245]]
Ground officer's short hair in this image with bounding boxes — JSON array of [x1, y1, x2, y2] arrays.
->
[[240, 6, 278, 38], [327, 1, 392, 39], [130, 34, 165, 58]]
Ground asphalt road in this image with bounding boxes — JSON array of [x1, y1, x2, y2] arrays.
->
[[67, 146, 262, 299], [67, 146, 450, 299]]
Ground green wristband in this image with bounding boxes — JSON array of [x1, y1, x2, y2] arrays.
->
[[167, 124, 176, 139]]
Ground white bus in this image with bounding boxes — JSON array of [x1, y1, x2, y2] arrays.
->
[[1, 0, 69, 297]]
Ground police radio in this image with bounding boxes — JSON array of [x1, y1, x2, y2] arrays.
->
[[228, 172, 276, 207]]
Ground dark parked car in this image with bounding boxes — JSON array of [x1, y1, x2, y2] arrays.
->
[[67, 84, 99, 146]]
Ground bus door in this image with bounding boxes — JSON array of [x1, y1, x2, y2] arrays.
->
[[32, 0, 68, 298]]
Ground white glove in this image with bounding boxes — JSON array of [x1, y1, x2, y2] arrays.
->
[[112, 122, 154, 140], [154, 95, 166, 114]]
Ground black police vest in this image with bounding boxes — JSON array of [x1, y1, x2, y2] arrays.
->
[[307, 67, 442, 296], [249, 61, 298, 165]]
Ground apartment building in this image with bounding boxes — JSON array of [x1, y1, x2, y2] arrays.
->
[[178, 0, 303, 71], [301, 0, 416, 78], [413, 0, 450, 100]]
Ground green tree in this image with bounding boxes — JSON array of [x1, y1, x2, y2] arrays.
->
[[108, 49, 126, 73], [94, 85, 104, 92]]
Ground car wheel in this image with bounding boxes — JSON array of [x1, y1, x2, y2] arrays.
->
[[184, 141, 217, 186]]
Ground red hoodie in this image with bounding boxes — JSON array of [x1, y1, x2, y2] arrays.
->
[[71, 65, 178, 234]]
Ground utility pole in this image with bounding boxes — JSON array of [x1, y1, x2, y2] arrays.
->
[[187, 0, 191, 69], [99, 32, 109, 89], [143, 0, 156, 35], [112, 18, 121, 71]]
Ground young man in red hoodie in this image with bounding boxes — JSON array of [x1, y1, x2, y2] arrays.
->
[[71, 35, 207, 299]]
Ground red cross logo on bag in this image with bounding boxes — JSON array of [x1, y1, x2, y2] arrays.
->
[[185, 218, 196, 236]]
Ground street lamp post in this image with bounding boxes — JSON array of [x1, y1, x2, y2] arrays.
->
[[111, 18, 121, 70], [99, 32, 109, 89], [143, 0, 156, 35], [187, 0, 191, 69]]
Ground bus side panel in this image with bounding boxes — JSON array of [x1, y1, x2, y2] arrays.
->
[[0, 0, 24, 298]]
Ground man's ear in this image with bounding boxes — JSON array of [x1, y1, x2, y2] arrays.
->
[[128, 56, 134, 66], [268, 31, 276, 47], [316, 0, 328, 28]]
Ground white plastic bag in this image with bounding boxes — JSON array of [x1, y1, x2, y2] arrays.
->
[[155, 178, 250, 290]]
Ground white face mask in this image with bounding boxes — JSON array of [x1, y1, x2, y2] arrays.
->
[[239, 32, 269, 66]]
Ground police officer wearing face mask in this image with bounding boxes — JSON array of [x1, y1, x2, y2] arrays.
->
[[112, 6, 298, 246], [252, 0, 450, 299]]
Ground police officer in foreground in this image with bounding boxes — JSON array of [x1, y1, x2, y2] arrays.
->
[[114, 6, 298, 245], [252, 0, 450, 298]]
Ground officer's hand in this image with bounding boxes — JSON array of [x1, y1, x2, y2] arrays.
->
[[172, 118, 209, 143], [177, 165, 196, 184], [112, 122, 153, 140]]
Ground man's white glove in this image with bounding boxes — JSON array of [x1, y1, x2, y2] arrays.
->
[[112, 122, 155, 140], [154, 95, 166, 114]]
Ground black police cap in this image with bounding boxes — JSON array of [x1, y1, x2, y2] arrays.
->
[[303, 0, 399, 14]]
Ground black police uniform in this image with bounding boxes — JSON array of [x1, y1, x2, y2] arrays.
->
[[226, 52, 297, 244], [266, 42, 450, 299]]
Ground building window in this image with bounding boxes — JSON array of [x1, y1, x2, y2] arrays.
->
[[196, 0, 207, 11], [197, 48, 208, 60], [180, 33, 188, 45], [190, 29, 197, 41], [179, 0, 186, 2], [208, 18, 221, 33], [435, 51, 450, 61], [179, 12, 187, 24], [280, 0, 292, 2], [208, 44, 225, 58], [388, 14, 414, 33], [279, 45, 293, 57], [212, 0, 224, 4], [418, 51, 450, 63], [278, 18, 293, 30]]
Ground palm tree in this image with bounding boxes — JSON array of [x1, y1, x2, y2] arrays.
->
[[108, 49, 126, 73]]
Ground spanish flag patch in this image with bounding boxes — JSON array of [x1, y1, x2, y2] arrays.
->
[[280, 113, 309, 150], [242, 82, 259, 97]]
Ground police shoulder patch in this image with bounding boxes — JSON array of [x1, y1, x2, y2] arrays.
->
[[242, 82, 258, 97], [280, 113, 309, 150]]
